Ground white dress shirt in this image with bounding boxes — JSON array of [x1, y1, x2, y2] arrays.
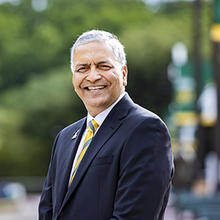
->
[[69, 92, 125, 183]]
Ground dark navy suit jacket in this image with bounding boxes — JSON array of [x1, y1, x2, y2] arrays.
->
[[39, 94, 174, 220]]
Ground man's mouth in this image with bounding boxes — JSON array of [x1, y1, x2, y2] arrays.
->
[[86, 86, 106, 90]]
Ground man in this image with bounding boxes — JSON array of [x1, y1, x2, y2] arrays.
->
[[39, 30, 174, 220]]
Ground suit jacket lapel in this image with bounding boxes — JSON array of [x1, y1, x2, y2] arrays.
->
[[59, 94, 133, 213], [62, 120, 86, 189], [56, 118, 86, 212]]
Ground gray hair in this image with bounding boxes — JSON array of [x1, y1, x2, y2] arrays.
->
[[70, 30, 126, 73]]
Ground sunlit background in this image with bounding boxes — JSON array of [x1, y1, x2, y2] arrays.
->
[[0, 0, 220, 219]]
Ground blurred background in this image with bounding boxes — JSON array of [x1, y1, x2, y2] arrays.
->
[[0, 0, 220, 219]]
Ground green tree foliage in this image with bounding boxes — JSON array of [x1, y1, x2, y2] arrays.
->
[[121, 12, 191, 113], [0, 0, 212, 176], [0, 0, 153, 91], [0, 66, 85, 175]]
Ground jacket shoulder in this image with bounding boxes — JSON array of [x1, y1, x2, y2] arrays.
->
[[132, 103, 162, 121], [128, 103, 169, 133]]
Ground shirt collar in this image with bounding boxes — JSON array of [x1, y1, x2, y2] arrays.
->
[[87, 92, 126, 128]]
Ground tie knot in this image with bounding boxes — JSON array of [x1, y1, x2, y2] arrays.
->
[[88, 119, 99, 133]]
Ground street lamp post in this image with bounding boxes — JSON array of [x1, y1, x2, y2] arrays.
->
[[211, 0, 220, 156], [193, 0, 202, 102], [211, 0, 220, 187]]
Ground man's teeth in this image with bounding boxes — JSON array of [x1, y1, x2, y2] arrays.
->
[[87, 86, 105, 90]]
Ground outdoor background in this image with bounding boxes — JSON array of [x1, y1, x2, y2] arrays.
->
[[0, 0, 220, 219]]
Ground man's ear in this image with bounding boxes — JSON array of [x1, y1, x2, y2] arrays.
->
[[122, 65, 128, 86]]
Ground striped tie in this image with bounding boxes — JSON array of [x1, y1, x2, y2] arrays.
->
[[69, 119, 99, 186]]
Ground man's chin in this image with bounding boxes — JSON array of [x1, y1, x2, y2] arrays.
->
[[84, 99, 111, 113]]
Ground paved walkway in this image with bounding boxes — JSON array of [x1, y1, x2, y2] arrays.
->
[[0, 195, 39, 220], [0, 194, 180, 220]]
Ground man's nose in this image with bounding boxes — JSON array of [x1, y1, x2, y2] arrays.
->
[[86, 67, 101, 82]]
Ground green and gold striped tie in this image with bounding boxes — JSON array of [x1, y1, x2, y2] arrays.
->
[[69, 119, 99, 186]]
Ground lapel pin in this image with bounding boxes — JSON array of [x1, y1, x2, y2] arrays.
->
[[72, 129, 80, 140]]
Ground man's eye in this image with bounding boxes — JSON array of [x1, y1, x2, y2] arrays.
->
[[77, 67, 88, 73], [99, 65, 112, 70]]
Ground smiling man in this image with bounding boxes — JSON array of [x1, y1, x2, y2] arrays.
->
[[72, 40, 127, 117], [39, 30, 174, 220]]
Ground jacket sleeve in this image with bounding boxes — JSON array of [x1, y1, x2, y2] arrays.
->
[[38, 133, 60, 220], [110, 118, 174, 220]]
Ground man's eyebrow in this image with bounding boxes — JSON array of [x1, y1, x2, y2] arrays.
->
[[75, 63, 89, 68], [74, 61, 111, 68]]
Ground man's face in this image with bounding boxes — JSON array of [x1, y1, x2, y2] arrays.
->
[[72, 40, 127, 117]]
